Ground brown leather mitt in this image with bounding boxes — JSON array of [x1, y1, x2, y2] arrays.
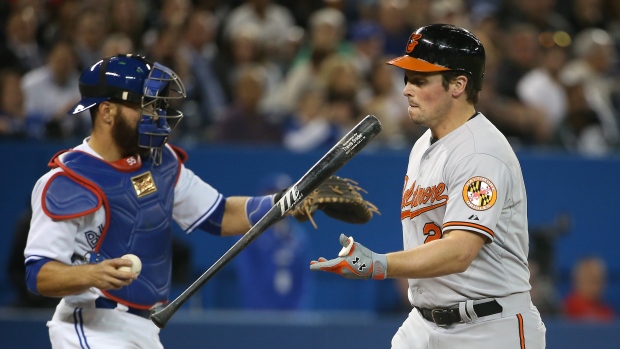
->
[[288, 176, 380, 228]]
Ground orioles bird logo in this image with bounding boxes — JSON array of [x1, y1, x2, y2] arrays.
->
[[406, 33, 423, 53]]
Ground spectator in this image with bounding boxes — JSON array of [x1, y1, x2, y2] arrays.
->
[[378, 0, 413, 57], [495, 23, 541, 100], [222, 0, 296, 62], [20, 40, 82, 140], [272, 7, 351, 115], [430, 0, 471, 29], [177, 9, 228, 140], [41, 0, 83, 49], [528, 259, 561, 317], [108, 0, 148, 51], [217, 22, 284, 118], [142, 0, 192, 53], [562, 0, 609, 34], [101, 33, 135, 57], [234, 173, 314, 310], [563, 257, 616, 322], [0, 68, 27, 138], [72, 9, 108, 70], [495, 0, 572, 33], [212, 64, 282, 144], [557, 73, 609, 154], [0, 6, 44, 73], [478, 26, 551, 145], [516, 33, 571, 140], [559, 28, 620, 155], [319, 55, 365, 139], [282, 83, 340, 152], [348, 20, 386, 80]]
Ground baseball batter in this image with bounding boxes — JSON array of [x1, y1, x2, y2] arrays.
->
[[24, 54, 284, 348], [310, 24, 546, 348]]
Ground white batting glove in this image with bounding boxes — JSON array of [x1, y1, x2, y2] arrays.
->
[[310, 234, 387, 280]]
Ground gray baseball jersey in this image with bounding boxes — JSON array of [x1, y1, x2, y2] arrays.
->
[[401, 113, 530, 308]]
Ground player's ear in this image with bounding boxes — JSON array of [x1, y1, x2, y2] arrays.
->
[[98, 101, 115, 126], [451, 75, 469, 98]]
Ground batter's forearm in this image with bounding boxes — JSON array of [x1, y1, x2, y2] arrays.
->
[[386, 231, 485, 279]]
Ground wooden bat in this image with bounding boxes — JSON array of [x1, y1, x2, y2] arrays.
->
[[151, 115, 382, 328]]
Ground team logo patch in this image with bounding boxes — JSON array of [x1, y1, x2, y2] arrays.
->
[[462, 176, 497, 211], [131, 171, 157, 198], [406, 33, 422, 53]]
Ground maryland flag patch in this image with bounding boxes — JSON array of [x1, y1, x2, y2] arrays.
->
[[462, 176, 497, 211]]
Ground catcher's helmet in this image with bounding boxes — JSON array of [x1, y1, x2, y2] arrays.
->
[[386, 24, 485, 90], [68, 54, 186, 164]]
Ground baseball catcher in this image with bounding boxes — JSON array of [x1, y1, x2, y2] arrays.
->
[[275, 175, 380, 228]]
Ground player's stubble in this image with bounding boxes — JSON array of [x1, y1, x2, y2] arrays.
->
[[405, 74, 451, 129]]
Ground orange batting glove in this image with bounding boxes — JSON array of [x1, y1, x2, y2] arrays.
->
[[310, 234, 387, 280]]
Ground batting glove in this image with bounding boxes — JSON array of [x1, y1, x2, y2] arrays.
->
[[310, 234, 387, 280]]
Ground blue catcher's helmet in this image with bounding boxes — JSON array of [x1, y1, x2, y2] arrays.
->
[[68, 54, 186, 164]]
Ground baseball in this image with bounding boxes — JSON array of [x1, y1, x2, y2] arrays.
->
[[118, 254, 142, 276]]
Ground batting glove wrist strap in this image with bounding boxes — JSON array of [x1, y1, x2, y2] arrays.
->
[[310, 234, 387, 280]]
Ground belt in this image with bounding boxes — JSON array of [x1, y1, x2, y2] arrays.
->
[[415, 300, 503, 327], [95, 298, 152, 319]]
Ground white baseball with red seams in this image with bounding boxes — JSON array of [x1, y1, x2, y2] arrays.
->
[[119, 254, 142, 275]]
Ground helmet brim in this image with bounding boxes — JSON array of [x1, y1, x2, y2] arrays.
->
[[385, 55, 451, 73], [68, 97, 110, 115]]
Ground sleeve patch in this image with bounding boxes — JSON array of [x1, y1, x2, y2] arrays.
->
[[462, 176, 497, 211]]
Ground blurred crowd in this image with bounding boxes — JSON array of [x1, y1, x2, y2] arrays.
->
[[0, 0, 619, 154]]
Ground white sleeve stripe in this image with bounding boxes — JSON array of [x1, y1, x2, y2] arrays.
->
[[185, 193, 224, 233]]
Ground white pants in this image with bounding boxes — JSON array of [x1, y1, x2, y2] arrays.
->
[[47, 299, 164, 349], [392, 292, 546, 349]]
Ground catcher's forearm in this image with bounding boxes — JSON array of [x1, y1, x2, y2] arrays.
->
[[220, 197, 254, 236]]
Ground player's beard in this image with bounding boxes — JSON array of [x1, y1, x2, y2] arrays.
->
[[112, 109, 150, 158]]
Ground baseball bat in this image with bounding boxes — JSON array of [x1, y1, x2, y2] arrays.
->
[[151, 115, 382, 328]]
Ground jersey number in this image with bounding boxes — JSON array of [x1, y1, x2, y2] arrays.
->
[[423, 222, 442, 244]]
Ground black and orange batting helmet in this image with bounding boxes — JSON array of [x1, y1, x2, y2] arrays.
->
[[386, 24, 486, 91]]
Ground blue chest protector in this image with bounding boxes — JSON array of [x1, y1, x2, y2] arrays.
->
[[43, 147, 183, 309]]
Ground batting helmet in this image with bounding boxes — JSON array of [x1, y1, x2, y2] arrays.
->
[[386, 24, 485, 90], [68, 54, 186, 163]]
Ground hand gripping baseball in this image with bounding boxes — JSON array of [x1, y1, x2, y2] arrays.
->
[[310, 234, 387, 280]]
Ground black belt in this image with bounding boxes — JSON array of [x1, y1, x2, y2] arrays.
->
[[95, 298, 152, 319], [415, 300, 503, 327]]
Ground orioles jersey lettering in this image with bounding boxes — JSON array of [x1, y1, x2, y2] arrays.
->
[[401, 176, 448, 209]]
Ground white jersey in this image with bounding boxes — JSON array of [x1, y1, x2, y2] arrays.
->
[[402, 113, 530, 308], [24, 138, 223, 305]]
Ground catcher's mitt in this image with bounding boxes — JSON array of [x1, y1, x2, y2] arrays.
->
[[287, 176, 380, 228]]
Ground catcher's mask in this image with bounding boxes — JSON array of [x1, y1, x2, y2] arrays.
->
[[69, 54, 186, 165]]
